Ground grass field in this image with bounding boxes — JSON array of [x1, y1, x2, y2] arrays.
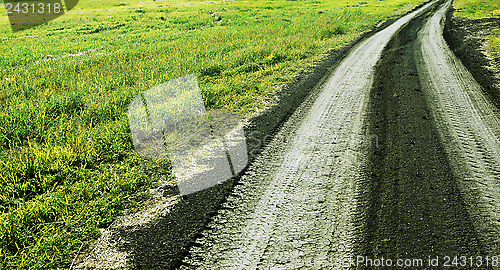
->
[[454, 0, 500, 70], [0, 0, 426, 268]]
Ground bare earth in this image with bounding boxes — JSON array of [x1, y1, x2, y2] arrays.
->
[[181, 0, 499, 269]]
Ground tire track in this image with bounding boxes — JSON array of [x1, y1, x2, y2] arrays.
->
[[180, 2, 437, 269], [415, 0, 500, 254], [364, 1, 490, 261]]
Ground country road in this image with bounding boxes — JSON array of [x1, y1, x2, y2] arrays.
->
[[415, 0, 500, 254], [178, 0, 500, 268]]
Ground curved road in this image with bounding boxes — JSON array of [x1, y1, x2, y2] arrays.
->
[[179, 0, 499, 269]]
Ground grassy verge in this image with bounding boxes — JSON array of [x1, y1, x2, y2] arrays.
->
[[454, 0, 500, 70], [0, 0, 425, 268]]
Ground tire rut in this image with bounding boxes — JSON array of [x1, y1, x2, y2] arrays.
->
[[180, 2, 438, 269], [179, 1, 500, 268], [364, 1, 491, 263], [415, 0, 500, 255]]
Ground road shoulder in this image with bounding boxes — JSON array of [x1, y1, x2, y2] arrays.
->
[[444, 12, 500, 108]]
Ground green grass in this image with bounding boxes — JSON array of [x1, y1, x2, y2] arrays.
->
[[454, 0, 500, 18], [0, 0, 425, 268], [454, 0, 500, 70]]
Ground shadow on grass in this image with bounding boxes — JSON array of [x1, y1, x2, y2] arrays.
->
[[116, 179, 234, 269]]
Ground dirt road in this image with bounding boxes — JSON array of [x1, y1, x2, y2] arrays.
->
[[179, 0, 499, 268], [415, 0, 500, 254]]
